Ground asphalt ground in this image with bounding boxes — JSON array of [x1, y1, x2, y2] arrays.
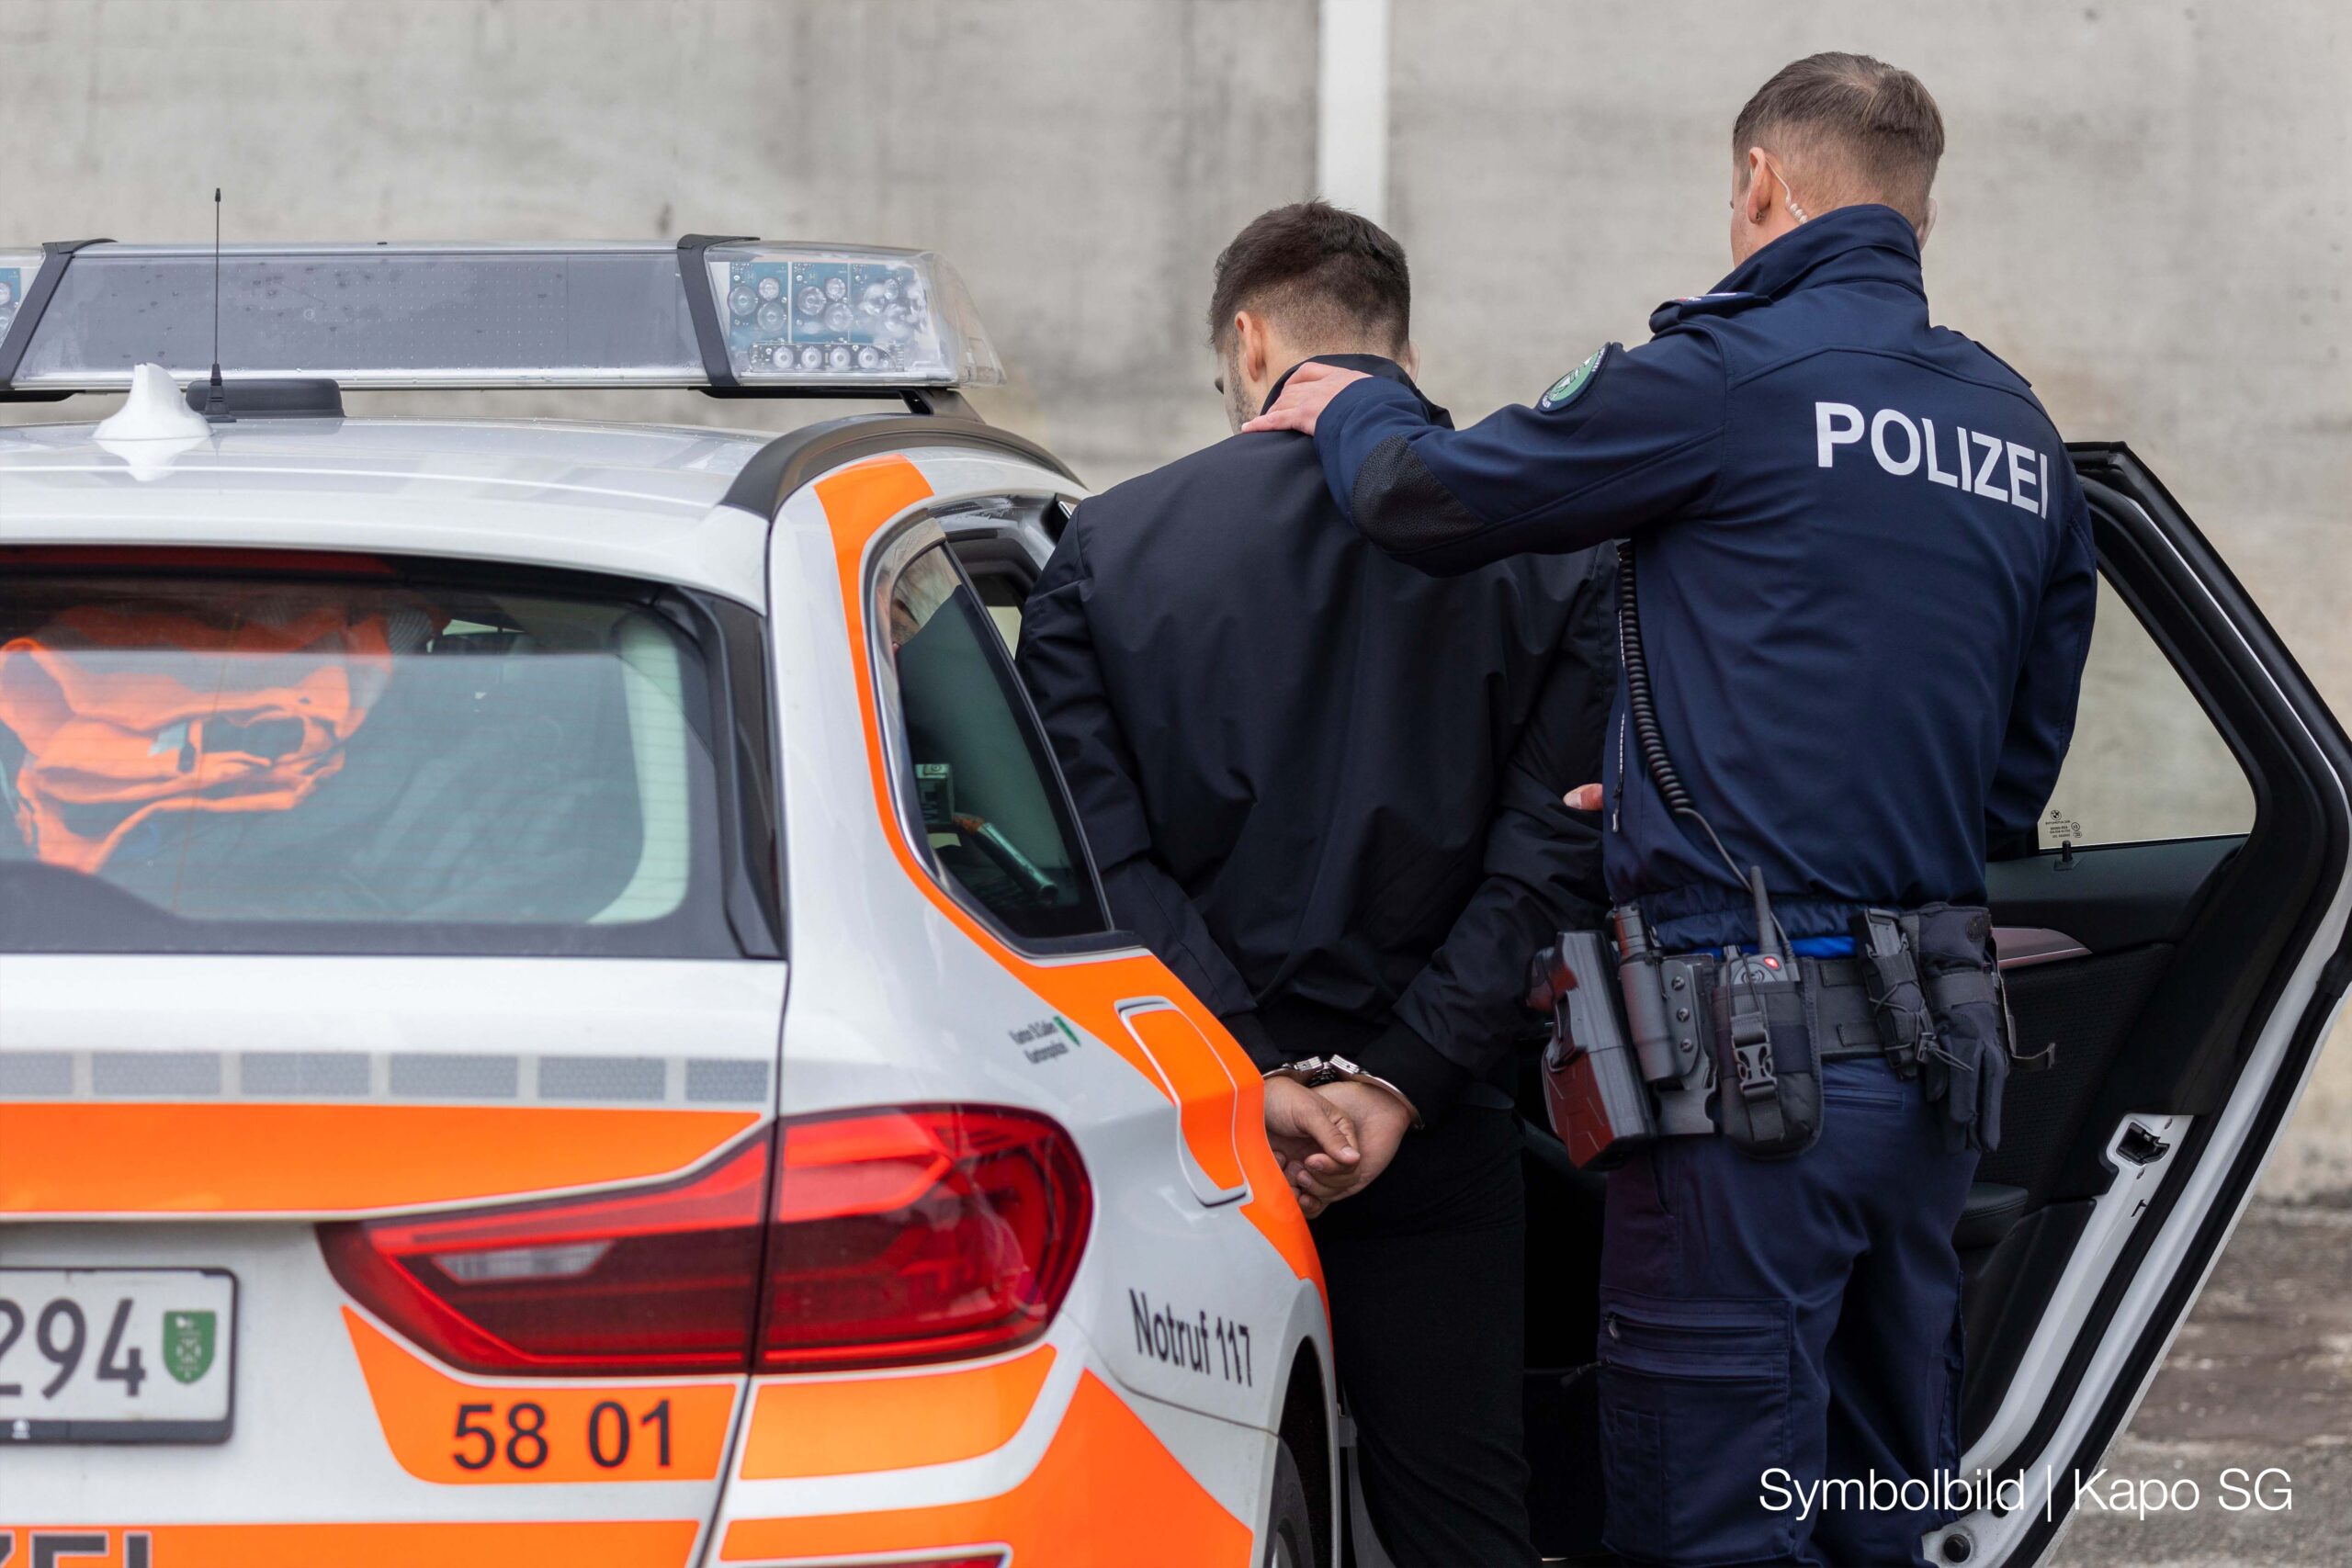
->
[[2056, 1201, 2352, 1564]]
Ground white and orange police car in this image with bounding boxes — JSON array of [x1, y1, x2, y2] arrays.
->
[[0, 239, 1330, 1568]]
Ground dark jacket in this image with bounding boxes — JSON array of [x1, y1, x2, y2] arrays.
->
[[1306, 208, 2097, 952], [1015, 356, 1614, 1120]]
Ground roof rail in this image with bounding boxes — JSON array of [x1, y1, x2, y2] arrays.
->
[[718, 413, 1080, 521]]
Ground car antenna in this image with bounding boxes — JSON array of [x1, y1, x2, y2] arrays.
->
[[199, 186, 234, 423]]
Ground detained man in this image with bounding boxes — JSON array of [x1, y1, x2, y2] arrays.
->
[[1015, 201, 1616, 1566]]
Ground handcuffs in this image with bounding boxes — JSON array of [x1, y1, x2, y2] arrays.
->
[[1261, 1055, 1423, 1128]]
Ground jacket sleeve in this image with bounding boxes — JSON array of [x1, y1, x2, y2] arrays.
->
[[1310, 331, 1729, 575], [1356, 549, 1618, 1120], [1013, 517, 1277, 1067], [1984, 479, 2098, 852]]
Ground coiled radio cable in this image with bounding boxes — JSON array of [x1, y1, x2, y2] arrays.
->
[[1615, 537, 1780, 945]]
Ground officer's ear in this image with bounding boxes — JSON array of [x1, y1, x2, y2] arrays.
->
[[1739, 147, 1775, 227]]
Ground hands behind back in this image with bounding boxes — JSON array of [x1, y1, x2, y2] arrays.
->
[[1262, 1075, 1360, 1219], [1288, 1080, 1411, 1214]]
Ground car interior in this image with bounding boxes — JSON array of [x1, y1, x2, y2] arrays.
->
[[944, 449, 2348, 1565], [0, 564, 733, 954], [888, 541, 1104, 940]]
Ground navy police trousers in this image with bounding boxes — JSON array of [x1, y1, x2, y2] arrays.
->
[[1597, 1057, 1979, 1567]]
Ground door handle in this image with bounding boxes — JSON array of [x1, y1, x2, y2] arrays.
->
[[1116, 999, 1250, 1207], [1993, 926, 2091, 970]]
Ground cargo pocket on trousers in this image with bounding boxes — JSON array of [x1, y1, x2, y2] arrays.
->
[[1597, 1292, 1795, 1566]]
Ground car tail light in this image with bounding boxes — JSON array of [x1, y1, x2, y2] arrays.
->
[[320, 1134, 771, 1375], [321, 1106, 1090, 1378], [761, 1105, 1091, 1372]]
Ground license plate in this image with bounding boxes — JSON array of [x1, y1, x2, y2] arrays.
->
[[0, 1269, 235, 1443]]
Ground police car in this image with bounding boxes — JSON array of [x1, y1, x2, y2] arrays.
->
[[0, 239, 1329, 1568], [0, 239, 2346, 1568]]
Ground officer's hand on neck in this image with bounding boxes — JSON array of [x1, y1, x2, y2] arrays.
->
[[1225, 305, 1389, 436], [1239, 361, 1368, 436]]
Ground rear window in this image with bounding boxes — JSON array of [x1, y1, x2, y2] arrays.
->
[[0, 561, 747, 956]]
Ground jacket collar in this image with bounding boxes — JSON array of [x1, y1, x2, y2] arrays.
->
[[1707, 202, 1927, 303], [1261, 354, 1452, 426]]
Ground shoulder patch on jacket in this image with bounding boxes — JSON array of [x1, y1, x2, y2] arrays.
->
[[1647, 290, 1768, 333], [1537, 348, 1607, 412]]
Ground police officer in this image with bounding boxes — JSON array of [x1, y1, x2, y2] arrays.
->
[[1018, 201, 1616, 1566], [1250, 54, 2097, 1568]]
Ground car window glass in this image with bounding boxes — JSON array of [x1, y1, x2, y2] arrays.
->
[[885, 545, 1107, 941], [973, 573, 1025, 651], [0, 565, 738, 956], [2036, 574, 2256, 850]]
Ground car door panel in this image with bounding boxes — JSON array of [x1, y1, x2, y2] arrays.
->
[[1989, 836, 2238, 951], [1932, 447, 2352, 1567], [1980, 943, 2177, 1201]]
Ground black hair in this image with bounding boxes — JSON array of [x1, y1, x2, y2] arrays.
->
[[1204, 200, 1410, 354]]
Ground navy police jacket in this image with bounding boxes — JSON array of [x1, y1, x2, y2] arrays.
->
[[1309, 205, 2098, 952], [1018, 357, 1615, 1118]]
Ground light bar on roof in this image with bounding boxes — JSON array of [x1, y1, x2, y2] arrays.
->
[[704, 245, 1001, 388], [0, 240, 999, 394]]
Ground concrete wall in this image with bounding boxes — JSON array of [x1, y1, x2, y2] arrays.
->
[[0, 0, 1318, 473], [4, 0, 2349, 1188]]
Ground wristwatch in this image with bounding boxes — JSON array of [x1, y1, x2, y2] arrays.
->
[[1262, 1055, 1423, 1127]]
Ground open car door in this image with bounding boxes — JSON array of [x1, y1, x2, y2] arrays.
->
[[1930, 446, 2352, 1565]]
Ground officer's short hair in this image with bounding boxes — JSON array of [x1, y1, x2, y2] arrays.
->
[[1734, 52, 1944, 228], [1206, 201, 1410, 355]]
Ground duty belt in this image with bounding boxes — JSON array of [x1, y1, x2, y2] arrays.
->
[[1534, 900, 2016, 1168], [1679, 956, 1888, 1063]]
